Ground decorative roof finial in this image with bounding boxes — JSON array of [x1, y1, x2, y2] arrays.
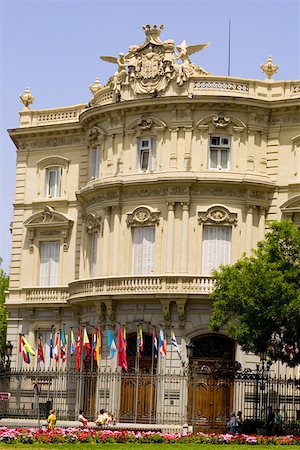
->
[[89, 77, 102, 96], [260, 55, 279, 81], [19, 87, 35, 108]]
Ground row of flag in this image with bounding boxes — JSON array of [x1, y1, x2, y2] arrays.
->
[[19, 326, 183, 370]]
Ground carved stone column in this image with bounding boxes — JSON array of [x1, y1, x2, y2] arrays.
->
[[245, 205, 255, 254], [166, 202, 175, 273], [258, 207, 266, 241], [111, 206, 121, 275], [102, 207, 111, 275], [180, 202, 189, 273]]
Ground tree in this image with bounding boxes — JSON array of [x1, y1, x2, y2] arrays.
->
[[0, 261, 8, 358], [209, 220, 300, 366]]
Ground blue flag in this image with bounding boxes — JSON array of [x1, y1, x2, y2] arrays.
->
[[107, 328, 116, 359], [50, 327, 53, 359]]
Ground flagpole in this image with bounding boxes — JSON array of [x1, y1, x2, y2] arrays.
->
[[134, 323, 139, 423], [149, 326, 155, 424]]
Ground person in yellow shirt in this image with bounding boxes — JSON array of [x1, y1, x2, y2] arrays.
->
[[47, 409, 57, 429]]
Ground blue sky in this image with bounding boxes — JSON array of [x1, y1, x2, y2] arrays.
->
[[0, 0, 299, 274]]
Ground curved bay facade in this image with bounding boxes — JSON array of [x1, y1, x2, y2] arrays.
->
[[5, 25, 300, 429]]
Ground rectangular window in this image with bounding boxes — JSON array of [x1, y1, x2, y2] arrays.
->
[[90, 233, 97, 277], [90, 148, 100, 179], [209, 136, 230, 170], [138, 138, 156, 172], [132, 226, 155, 275], [39, 241, 60, 286], [202, 226, 231, 275], [45, 167, 62, 197]]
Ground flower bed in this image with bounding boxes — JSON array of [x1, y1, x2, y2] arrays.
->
[[0, 427, 300, 445]]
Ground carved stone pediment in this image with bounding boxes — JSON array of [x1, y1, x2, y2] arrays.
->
[[126, 205, 160, 227], [86, 126, 106, 148], [85, 213, 102, 235], [196, 113, 246, 132], [281, 194, 300, 226], [126, 115, 167, 135], [198, 206, 238, 226], [24, 206, 73, 252]]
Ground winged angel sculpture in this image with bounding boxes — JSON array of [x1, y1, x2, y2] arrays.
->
[[100, 53, 127, 93], [175, 40, 210, 85]]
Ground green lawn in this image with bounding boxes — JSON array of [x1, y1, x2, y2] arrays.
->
[[1, 445, 300, 450]]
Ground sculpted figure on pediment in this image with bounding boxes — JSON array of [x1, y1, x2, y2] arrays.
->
[[99, 24, 211, 96]]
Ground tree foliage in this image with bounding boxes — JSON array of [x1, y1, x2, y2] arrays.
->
[[209, 220, 300, 366], [0, 264, 8, 358]]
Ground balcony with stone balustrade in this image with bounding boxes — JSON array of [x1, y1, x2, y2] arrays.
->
[[19, 77, 300, 128]]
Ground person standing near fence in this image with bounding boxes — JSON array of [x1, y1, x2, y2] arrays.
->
[[47, 409, 57, 429], [274, 408, 283, 435], [265, 406, 275, 435]]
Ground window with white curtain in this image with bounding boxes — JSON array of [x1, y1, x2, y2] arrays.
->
[[39, 241, 60, 286], [90, 233, 98, 277], [209, 135, 230, 170], [45, 167, 62, 197], [132, 226, 155, 275], [90, 148, 100, 179], [137, 138, 156, 172], [202, 226, 231, 275]]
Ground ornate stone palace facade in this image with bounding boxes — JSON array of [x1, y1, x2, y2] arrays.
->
[[5, 25, 300, 428]]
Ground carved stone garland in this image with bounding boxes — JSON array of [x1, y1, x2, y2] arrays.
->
[[198, 206, 238, 226]]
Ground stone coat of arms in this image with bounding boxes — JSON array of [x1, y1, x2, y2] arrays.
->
[[99, 24, 210, 95]]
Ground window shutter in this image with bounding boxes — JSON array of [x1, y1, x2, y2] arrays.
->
[[132, 227, 155, 275], [90, 233, 97, 277], [143, 226, 155, 274], [90, 148, 100, 179], [132, 227, 143, 275], [40, 242, 50, 286], [149, 138, 156, 171], [202, 226, 231, 275]]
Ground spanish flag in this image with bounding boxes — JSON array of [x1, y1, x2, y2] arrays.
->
[[94, 324, 101, 367]]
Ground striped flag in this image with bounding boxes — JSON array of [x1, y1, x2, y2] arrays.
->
[[60, 328, 67, 362], [123, 326, 127, 353], [137, 325, 144, 358], [83, 327, 91, 359], [19, 335, 30, 364], [159, 329, 167, 358], [153, 327, 158, 358], [108, 328, 116, 359], [38, 335, 45, 363], [171, 331, 183, 363], [94, 325, 101, 367], [70, 328, 76, 356], [22, 335, 35, 356], [54, 332, 59, 362]]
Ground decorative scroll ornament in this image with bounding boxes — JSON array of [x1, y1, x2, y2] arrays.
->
[[85, 213, 102, 235], [137, 115, 153, 131], [100, 24, 211, 95], [198, 206, 238, 226], [19, 87, 35, 109], [212, 113, 231, 128], [126, 206, 160, 227], [260, 55, 279, 80]]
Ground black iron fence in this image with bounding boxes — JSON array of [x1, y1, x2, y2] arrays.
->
[[0, 366, 299, 431]]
